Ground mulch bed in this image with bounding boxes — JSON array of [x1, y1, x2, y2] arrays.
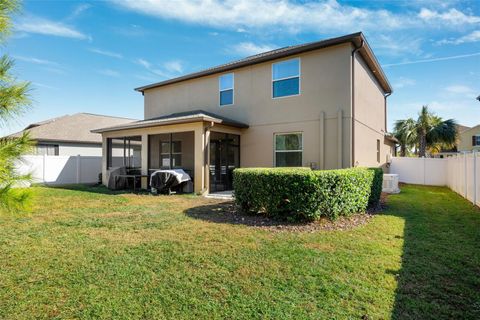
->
[[190, 193, 389, 233]]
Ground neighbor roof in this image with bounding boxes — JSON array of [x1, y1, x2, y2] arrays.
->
[[135, 32, 392, 94], [91, 110, 249, 133], [456, 124, 471, 133], [8, 113, 137, 144]]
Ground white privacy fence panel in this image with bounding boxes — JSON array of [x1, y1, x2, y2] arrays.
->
[[389, 157, 447, 186], [391, 152, 479, 207], [16, 155, 102, 186]]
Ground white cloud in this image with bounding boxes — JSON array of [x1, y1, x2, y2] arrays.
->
[[33, 82, 58, 90], [371, 35, 424, 56], [135, 58, 184, 79], [418, 8, 480, 25], [394, 77, 416, 89], [445, 85, 476, 99], [446, 85, 474, 94], [163, 60, 184, 73], [111, 0, 480, 34], [41, 67, 67, 75], [13, 56, 58, 66], [437, 30, 480, 45], [89, 48, 123, 59], [230, 42, 275, 56], [383, 52, 480, 67], [67, 3, 92, 20], [98, 69, 121, 77], [15, 15, 89, 40], [135, 58, 152, 69]]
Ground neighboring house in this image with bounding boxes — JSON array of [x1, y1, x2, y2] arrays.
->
[[93, 32, 395, 194], [458, 124, 480, 152], [9, 113, 136, 156]]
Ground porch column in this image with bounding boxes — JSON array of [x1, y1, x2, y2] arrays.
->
[[141, 133, 148, 189], [193, 124, 206, 194], [101, 135, 108, 185], [204, 124, 211, 194]]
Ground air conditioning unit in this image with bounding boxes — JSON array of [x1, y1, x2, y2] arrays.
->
[[382, 174, 400, 194]]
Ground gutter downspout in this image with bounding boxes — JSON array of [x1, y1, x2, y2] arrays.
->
[[351, 39, 364, 167], [384, 91, 393, 157], [384, 92, 392, 133]]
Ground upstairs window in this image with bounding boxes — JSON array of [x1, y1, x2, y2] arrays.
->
[[272, 58, 300, 98], [36, 144, 59, 156], [219, 73, 234, 106], [473, 135, 480, 146], [274, 133, 303, 167]]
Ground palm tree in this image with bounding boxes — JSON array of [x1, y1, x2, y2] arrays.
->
[[416, 106, 457, 157], [0, 0, 33, 211], [393, 106, 457, 158], [393, 118, 416, 157]]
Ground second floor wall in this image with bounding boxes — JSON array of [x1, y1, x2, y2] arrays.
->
[[143, 43, 354, 126]]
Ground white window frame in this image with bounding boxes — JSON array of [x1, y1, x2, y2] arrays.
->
[[219, 73, 234, 107], [273, 132, 303, 167], [272, 58, 301, 99]]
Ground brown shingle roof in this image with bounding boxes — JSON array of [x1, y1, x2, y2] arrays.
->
[[456, 124, 471, 133], [8, 113, 137, 144], [91, 109, 249, 133], [135, 32, 392, 94]]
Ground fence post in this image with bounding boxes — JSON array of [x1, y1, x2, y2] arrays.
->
[[473, 150, 477, 205], [423, 157, 426, 185], [464, 152, 468, 198], [42, 153, 46, 183], [76, 155, 81, 184]]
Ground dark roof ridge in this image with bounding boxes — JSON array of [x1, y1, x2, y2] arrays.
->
[[134, 32, 391, 94]]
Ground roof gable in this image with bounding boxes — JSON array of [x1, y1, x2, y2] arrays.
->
[[8, 113, 137, 144]]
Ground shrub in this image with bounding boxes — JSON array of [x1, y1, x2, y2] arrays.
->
[[368, 167, 384, 207], [233, 167, 378, 221], [233, 167, 318, 220], [313, 168, 374, 220]]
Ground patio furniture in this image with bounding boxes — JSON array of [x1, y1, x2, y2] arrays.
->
[[150, 169, 192, 194], [114, 174, 149, 193]]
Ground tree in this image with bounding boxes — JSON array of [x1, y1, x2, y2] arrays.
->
[[393, 106, 458, 158], [0, 0, 33, 211], [393, 118, 416, 157]]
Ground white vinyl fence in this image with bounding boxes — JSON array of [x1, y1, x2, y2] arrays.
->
[[16, 155, 102, 186], [390, 152, 480, 207]]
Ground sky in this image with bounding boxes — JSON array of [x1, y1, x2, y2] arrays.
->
[[1, 0, 479, 136]]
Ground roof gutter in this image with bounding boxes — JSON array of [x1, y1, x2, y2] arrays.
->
[[351, 39, 364, 167], [384, 92, 392, 133]]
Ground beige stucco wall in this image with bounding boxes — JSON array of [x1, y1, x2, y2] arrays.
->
[[143, 43, 354, 169], [353, 54, 391, 168], [458, 125, 480, 151], [100, 41, 392, 192]]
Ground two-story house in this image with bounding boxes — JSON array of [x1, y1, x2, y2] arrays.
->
[[93, 32, 395, 194]]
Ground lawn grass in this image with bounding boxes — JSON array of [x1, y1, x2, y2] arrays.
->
[[0, 184, 478, 319]]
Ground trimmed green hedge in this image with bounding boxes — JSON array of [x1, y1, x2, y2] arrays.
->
[[368, 167, 384, 207], [233, 167, 383, 221]]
